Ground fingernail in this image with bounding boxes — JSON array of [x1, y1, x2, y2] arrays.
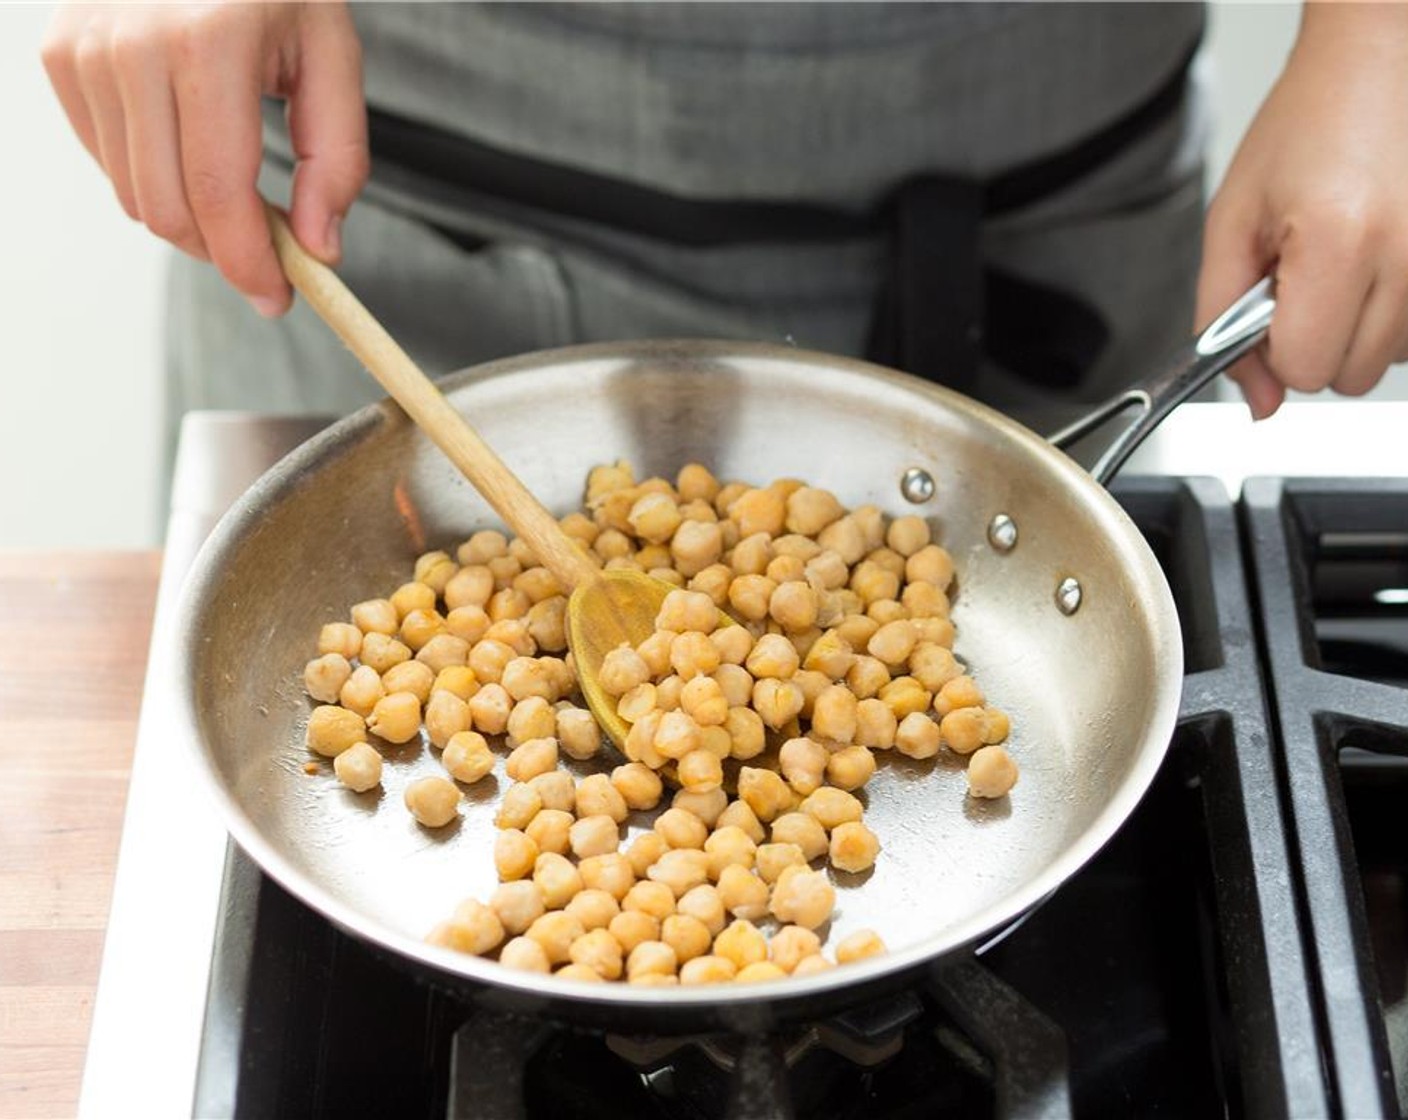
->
[[251, 294, 285, 319], [325, 215, 342, 261]]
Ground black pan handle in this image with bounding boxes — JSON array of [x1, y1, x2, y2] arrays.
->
[[1047, 277, 1276, 485]]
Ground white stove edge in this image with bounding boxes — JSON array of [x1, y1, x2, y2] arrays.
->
[[76, 402, 1408, 1118]]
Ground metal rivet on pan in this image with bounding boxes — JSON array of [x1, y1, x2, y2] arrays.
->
[[987, 514, 1017, 552], [1055, 577, 1083, 615], [900, 467, 935, 504]]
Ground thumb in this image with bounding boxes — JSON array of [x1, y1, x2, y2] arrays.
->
[[286, 6, 368, 265], [1196, 192, 1284, 420]]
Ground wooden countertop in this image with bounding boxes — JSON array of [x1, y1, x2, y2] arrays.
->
[[0, 552, 161, 1120]]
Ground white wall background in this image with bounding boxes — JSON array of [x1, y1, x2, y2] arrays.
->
[[0, 1, 1384, 549]]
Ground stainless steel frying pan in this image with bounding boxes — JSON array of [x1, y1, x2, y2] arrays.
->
[[175, 281, 1274, 1030]]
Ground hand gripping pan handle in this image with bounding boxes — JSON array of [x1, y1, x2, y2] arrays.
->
[[1048, 278, 1277, 485]]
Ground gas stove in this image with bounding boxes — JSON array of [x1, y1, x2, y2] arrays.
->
[[79, 405, 1407, 1118]]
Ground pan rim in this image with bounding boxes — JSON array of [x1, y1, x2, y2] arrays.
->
[[172, 337, 1183, 1012]]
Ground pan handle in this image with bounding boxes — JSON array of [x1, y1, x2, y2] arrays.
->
[[1047, 277, 1276, 485]]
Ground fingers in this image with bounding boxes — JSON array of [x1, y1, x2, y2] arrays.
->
[[172, 14, 289, 315], [1333, 270, 1408, 396], [286, 5, 368, 264], [112, 32, 208, 260], [40, 10, 101, 166]]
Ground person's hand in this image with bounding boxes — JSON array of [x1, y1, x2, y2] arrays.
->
[[1196, 3, 1408, 418], [42, 2, 367, 317]]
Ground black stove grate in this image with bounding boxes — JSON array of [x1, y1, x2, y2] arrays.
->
[[191, 478, 1384, 1118], [1241, 478, 1408, 1118]]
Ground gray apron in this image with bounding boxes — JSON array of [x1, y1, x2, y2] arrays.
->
[[166, 2, 1207, 458]]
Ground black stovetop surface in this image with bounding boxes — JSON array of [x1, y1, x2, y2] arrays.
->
[[194, 478, 1408, 1120]]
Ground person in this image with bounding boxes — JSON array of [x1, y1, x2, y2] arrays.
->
[[40, 2, 1408, 442]]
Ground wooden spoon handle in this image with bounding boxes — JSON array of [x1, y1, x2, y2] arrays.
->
[[264, 205, 598, 590]]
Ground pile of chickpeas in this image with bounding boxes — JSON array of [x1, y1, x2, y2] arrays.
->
[[301, 461, 1017, 986]]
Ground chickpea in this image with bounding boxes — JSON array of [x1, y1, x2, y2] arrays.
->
[[655, 674, 684, 712], [802, 632, 854, 682], [781, 485, 842, 535], [710, 919, 767, 972], [713, 480, 749, 517], [905, 544, 955, 589], [866, 619, 917, 667], [725, 706, 767, 760], [366, 692, 420, 744], [708, 666, 750, 710], [557, 707, 603, 760], [527, 769, 576, 813], [306, 705, 367, 758], [909, 643, 961, 692], [866, 599, 908, 627], [304, 653, 352, 704], [727, 575, 778, 623], [817, 516, 866, 566], [774, 532, 824, 561], [653, 807, 707, 850], [339, 665, 385, 718], [846, 655, 891, 700], [399, 607, 447, 652], [504, 737, 557, 783], [779, 737, 828, 796], [495, 784, 543, 831], [404, 777, 461, 828], [318, 621, 363, 660], [800, 787, 863, 830], [611, 762, 664, 811], [810, 685, 859, 744], [755, 842, 807, 885], [569, 928, 625, 981], [443, 730, 495, 784], [881, 677, 932, 722], [850, 561, 900, 607], [669, 631, 721, 679], [445, 899, 504, 956], [735, 767, 792, 824], [487, 557, 524, 593], [568, 815, 620, 860], [533, 852, 585, 911], [716, 864, 771, 920], [835, 929, 887, 963], [557, 963, 608, 983], [445, 565, 495, 610], [653, 710, 703, 761], [586, 461, 636, 506], [751, 678, 805, 730], [559, 511, 601, 547], [627, 492, 682, 545], [593, 528, 634, 562], [360, 633, 412, 674], [677, 884, 727, 937], [728, 533, 772, 578], [625, 831, 670, 880], [769, 867, 836, 930], [526, 911, 586, 966], [420, 690, 468, 750], [854, 697, 898, 749], [468, 639, 513, 685], [578, 853, 636, 901], [525, 597, 568, 654], [564, 889, 620, 933], [624, 710, 666, 769], [609, 910, 660, 954], [646, 849, 711, 898], [716, 799, 766, 844], [672, 786, 728, 827], [935, 675, 985, 716], [507, 697, 556, 746], [680, 676, 728, 727], [793, 954, 835, 976], [381, 660, 435, 704], [680, 955, 738, 985], [895, 712, 942, 759], [688, 563, 734, 608], [624, 879, 677, 921], [771, 812, 829, 861], [635, 630, 677, 677], [499, 936, 551, 973], [901, 583, 949, 622], [351, 598, 399, 636], [526, 809, 574, 856], [967, 745, 1019, 798], [671, 462, 717, 503], [493, 828, 540, 881], [678, 749, 724, 793], [826, 745, 876, 791], [491, 880, 546, 935], [508, 536, 540, 568], [830, 821, 882, 873], [661, 914, 713, 964], [446, 605, 492, 646], [333, 742, 382, 792], [459, 528, 510, 565], [488, 589, 531, 626], [626, 940, 679, 982], [729, 487, 787, 538], [834, 612, 880, 651], [545, 656, 575, 699], [510, 567, 559, 607], [736, 961, 788, 983], [468, 682, 513, 735], [431, 665, 479, 702], [768, 581, 819, 634], [709, 627, 754, 671], [498, 657, 552, 703], [764, 555, 806, 585], [845, 505, 882, 551], [574, 773, 630, 823], [769, 925, 821, 973], [983, 707, 1011, 744], [670, 520, 725, 577]]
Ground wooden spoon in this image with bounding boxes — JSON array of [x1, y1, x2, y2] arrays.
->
[[264, 205, 663, 752]]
